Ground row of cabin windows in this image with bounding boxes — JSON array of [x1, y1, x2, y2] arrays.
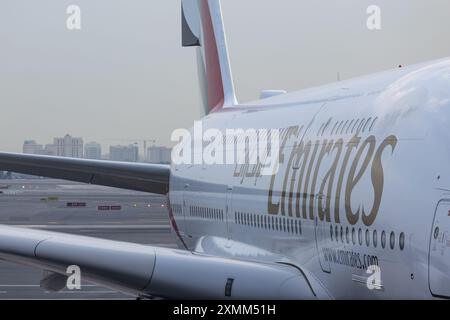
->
[[172, 204, 182, 215], [330, 225, 405, 251], [190, 206, 224, 221], [235, 212, 302, 235], [319, 117, 378, 137]]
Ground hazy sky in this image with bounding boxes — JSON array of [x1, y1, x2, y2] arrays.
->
[[1, 0, 450, 152]]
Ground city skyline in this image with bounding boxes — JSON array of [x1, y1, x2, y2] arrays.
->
[[1, 1, 450, 152], [22, 134, 171, 163]]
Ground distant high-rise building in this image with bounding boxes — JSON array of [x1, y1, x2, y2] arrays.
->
[[22, 140, 57, 156], [42, 144, 57, 156], [53, 134, 83, 158], [85, 142, 102, 160], [146, 146, 172, 164], [109, 144, 139, 162], [23, 140, 43, 155]]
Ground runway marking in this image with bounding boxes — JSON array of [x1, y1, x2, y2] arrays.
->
[[0, 284, 98, 287], [1, 298, 132, 300], [9, 225, 170, 230], [58, 291, 118, 294]]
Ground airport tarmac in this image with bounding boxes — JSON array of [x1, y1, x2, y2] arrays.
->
[[0, 179, 177, 299]]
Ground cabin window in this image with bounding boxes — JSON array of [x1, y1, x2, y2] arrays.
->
[[363, 118, 372, 132], [331, 122, 339, 135], [399, 232, 405, 250], [365, 229, 370, 247], [346, 227, 349, 244], [390, 231, 395, 250], [317, 123, 325, 136], [346, 120, 355, 134], [341, 120, 349, 135], [381, 231, 386, 249], [358, 119, 366, 133], [336, 121, 344, 135], [369, 117, 378, 131], [373, 230, 378, 248], [352, 119, 360, 133]]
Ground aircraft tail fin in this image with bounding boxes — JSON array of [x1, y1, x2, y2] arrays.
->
[[182, 0, 238, 114]]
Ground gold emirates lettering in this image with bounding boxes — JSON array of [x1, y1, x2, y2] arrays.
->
[[267, 132, 398, 227]]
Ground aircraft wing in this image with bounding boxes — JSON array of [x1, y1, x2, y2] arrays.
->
[[0, 152, 170, 195], [0, 225, 317, 299]]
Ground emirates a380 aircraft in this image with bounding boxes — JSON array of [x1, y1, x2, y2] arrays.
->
[[1, 0, 450, 299]]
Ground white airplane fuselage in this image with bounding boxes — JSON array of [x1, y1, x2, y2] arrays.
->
[[169, 58, 450, 299]]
